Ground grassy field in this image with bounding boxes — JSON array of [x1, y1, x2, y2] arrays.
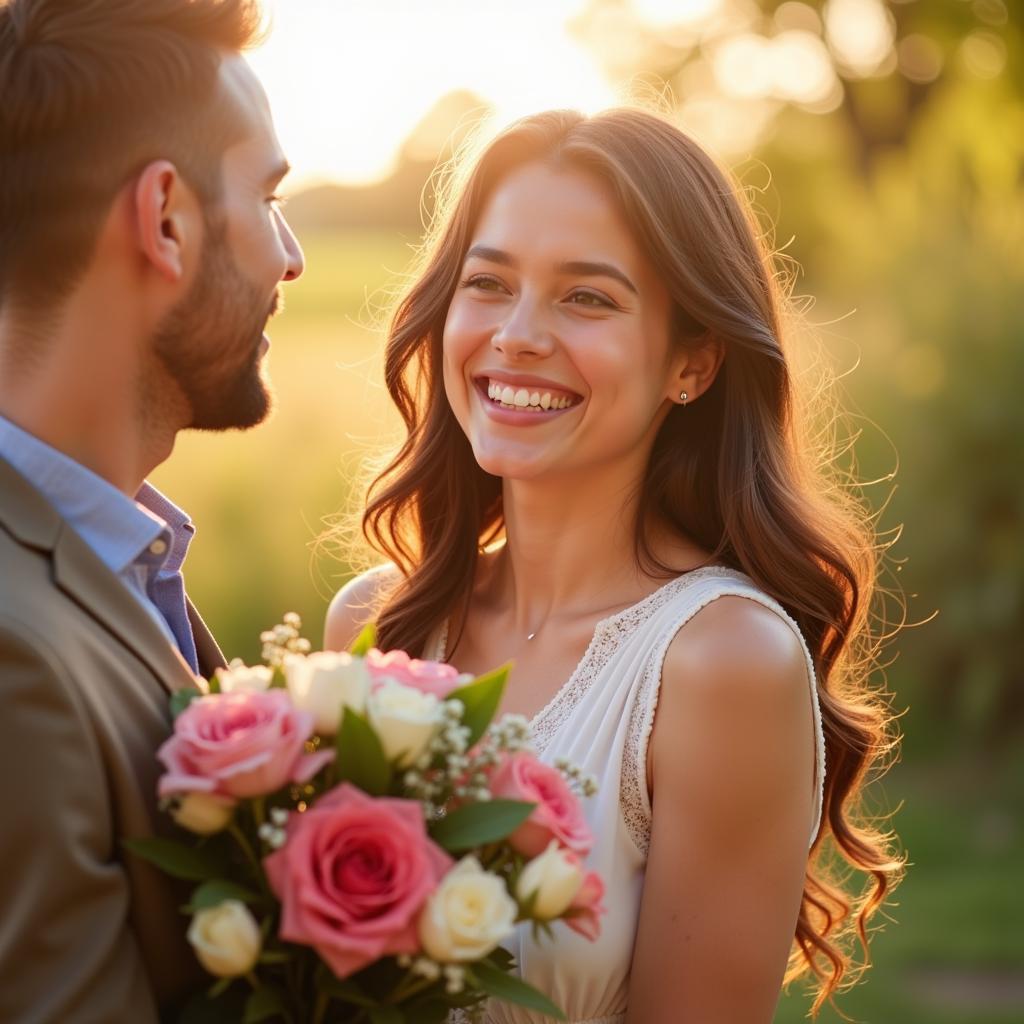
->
[[152, 232, 1023, 1023]]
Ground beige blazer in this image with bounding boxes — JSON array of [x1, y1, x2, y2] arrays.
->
[[0, 456, 227, 1023]]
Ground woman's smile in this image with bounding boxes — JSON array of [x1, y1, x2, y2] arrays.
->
[[473, 373, 583, 425]]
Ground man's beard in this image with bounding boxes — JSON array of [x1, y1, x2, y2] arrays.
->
[[152, 219, 277, 431]]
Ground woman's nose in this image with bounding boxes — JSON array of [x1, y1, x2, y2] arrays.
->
[[490, 300, 553, 360]]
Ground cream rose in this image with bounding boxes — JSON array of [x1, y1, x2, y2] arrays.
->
[[171, 792, 236, 835], [367, 680, 444, 767], [285, 651, 371, 735], [187, 901, 262, 977], [418, 857, 517, 962], [516, 840, 584, 920], [214, 661, 273, 694]]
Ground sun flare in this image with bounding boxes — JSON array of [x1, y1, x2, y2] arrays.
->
[[248, 0, 618, 190]]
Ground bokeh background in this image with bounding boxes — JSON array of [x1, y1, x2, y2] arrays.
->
[[151, 1, 1024, 1020]]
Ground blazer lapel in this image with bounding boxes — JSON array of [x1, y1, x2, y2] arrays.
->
[[187, 598, 228, 678], [1, 456, 214, 697], [51, 521, 200, 696]]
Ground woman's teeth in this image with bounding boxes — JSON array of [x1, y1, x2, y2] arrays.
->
[[485, 380, 575, 411]]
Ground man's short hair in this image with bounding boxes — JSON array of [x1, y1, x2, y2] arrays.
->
[[0, 0, 264, 311]]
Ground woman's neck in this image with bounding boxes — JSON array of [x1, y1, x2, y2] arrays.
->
[[488, 464, 681, 636]]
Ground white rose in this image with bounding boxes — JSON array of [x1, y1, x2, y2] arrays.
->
[[367, 680, 444, 767], [171, 792, 236, 835], [214, 660, 273, 694], [284, 651, 371, 735], [187, 900, 261, 977], [516, 841, 584, 920], [418, 857, 518, 962]]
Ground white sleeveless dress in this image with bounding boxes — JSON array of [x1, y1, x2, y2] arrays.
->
[[428, 566, 827, 1024]]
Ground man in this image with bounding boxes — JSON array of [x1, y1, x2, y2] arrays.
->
[[0, 1, 304, 1019]]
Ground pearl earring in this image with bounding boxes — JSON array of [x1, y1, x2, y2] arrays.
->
[[679, 390, 688, 405]]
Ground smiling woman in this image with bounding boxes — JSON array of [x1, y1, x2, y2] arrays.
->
[[324, 107, 903, 1023]]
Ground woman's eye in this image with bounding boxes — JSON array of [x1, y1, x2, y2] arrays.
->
[[462, 275, 506, 293], [268, 193, 287, 207], [568, 289, 614, 308]]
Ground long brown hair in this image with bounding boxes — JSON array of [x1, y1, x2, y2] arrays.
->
[[361, 108, 903, 1013]]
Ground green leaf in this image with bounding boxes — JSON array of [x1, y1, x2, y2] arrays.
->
[[445, 664, 511, 748], [470, 961, 567, 1020], [429, 800, 534, 853], [335, 707, 391, 796], [368, 1007, 404, 1024], [122, 837, 228, 881], [349, 622, 378, 657], [243, 984, 289, 1023], [170, 688, 202, 719], [484, 946, 516, 972], [177, 986, 247, 1024], [402, 1000, 449, 1024], [316, 973, 377, 1007], [207, 674, 222, 695], [184, 879, 261, 913]]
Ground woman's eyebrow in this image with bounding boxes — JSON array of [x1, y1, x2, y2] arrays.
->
[[464, 246, 638, 295], [557, 260, 638, 295]]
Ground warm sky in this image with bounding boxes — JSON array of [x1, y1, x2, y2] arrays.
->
[[246, 0, 910, 191], [247, 0, 621, 189]]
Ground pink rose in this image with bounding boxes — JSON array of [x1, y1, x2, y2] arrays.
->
[[158, 691, 333, 800], [264, 783, 453, 977], [365, 648, 462, 699], [490, 753, 593, 858], [565, 870, 605, 941]]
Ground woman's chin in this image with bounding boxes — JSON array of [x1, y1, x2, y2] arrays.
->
[[471, 445, 552, 482]]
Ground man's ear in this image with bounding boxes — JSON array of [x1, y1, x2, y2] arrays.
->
[[133, 160, 199, 284], [668, 333, 725, 405]]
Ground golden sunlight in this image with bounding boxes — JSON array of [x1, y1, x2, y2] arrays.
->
[[248, 0, 617, 189]]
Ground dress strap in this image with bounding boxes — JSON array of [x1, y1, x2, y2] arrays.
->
[[621, 574, 826, 855]]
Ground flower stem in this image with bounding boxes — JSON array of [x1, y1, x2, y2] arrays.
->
[[228, 822, 266, 890], [389, 973, 437, 1004], [311, 991, 330, 1024]]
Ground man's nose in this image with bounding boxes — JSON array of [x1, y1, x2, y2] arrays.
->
[[277, 209, 305, 282]]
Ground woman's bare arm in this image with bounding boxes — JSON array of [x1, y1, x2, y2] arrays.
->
[[627, 596, 816, 1023]]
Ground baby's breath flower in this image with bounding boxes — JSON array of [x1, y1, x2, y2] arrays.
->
[[412, 957, 441, 981], [444, 964, 466, 994]]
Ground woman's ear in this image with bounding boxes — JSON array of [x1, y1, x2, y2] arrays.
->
[[133, 159, 199, 284], [669, 334, 724, 405]]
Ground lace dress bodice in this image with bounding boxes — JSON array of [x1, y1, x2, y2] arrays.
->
[[431, 567, 826, 1024]]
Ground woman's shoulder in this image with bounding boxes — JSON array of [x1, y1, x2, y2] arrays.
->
[[649, 591, 817, 835], [661, 592, 810, 700], [324, 564, 402, 652]]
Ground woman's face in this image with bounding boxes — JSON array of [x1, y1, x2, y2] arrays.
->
[[442, 160, 681, 483]]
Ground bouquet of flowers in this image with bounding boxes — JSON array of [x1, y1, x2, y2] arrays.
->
[[127, 615, 604, 1023]]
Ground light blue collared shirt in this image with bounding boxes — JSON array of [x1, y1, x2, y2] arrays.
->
[[0, 415, 199, 672]]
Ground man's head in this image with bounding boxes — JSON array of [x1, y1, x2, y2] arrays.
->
[[0, 0, 304, 432]]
